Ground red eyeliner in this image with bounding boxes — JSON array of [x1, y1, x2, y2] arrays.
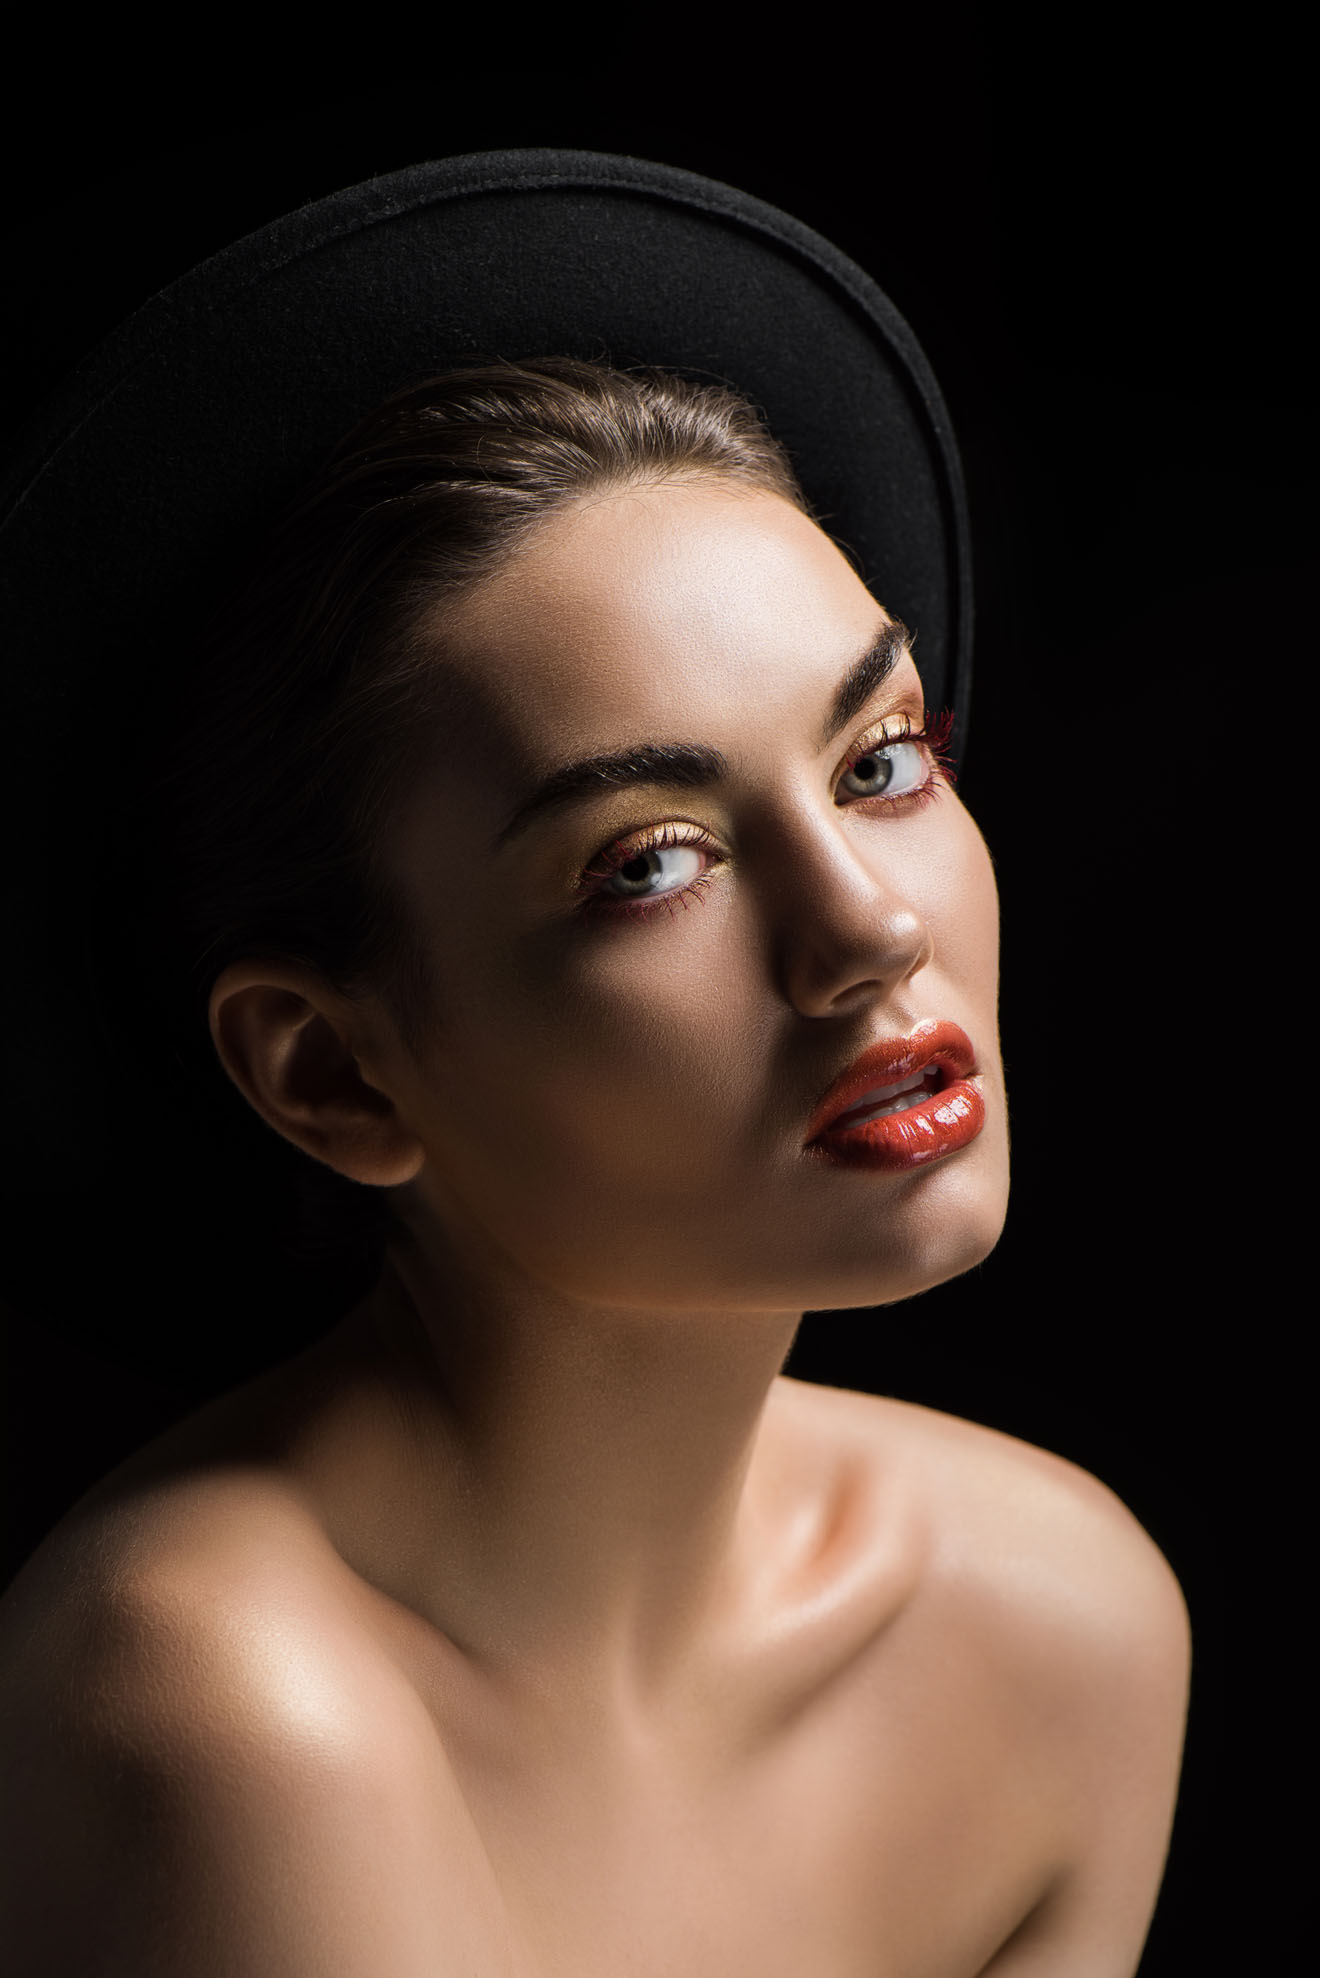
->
[[582, 706, 958, 920]]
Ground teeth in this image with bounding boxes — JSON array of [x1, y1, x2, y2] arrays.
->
[[834, 1067, 940, 1130], [851, 1089, 930, 1124], [850, 1068, 930, 1109]]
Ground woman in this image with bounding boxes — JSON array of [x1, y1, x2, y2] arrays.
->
[[0, 157, 1189, 1976]]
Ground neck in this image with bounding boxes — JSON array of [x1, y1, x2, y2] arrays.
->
[[301, 1215, 804, 1711]]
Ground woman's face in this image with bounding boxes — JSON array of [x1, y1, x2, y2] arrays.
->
[[374, 479, 1008, 1313]]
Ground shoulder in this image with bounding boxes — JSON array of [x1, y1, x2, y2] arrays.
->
[[0, 1466, 440, 1770], [769, 1374, 1190, 1665], [838, 1384, 1192, 1975], [804, 1379, 1190, 1638], [0, 1477, 509, 1977]]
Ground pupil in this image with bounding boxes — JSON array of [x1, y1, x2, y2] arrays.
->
[[621, 853, 653, 883]]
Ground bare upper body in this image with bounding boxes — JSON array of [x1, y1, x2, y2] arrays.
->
[[0, 1328, 1189, 1978], [3, 477, 1192, 1973]]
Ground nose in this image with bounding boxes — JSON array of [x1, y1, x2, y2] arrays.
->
[[765, 813, 934, 1020]]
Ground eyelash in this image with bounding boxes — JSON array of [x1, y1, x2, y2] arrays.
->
[[578, 706, 958, 924]]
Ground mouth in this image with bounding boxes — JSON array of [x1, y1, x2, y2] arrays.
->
[[804, 1020, 979, 1146], [824, 1063, 948, 1133]]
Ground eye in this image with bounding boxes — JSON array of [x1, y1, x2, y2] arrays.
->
[[578, 706, 957, 923], [839, 732, 929, 802], [581, 819, 722, 921]]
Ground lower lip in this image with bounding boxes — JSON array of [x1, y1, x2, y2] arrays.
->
[[808, 1076, 986, 1172]]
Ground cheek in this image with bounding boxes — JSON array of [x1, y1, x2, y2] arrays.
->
[[422, 932, 755, 1301], [422, 899, 750, 1218], [526, 913, 753, 1187], [921, 802, 1000, 988]]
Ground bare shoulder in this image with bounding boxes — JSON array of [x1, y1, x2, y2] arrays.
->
[[791, 1379, 1192, 1976], [0, 1462, 453, 1777], [782, 1375, 1188, 1624], [0, 1478, 509, 1978], [2, 1467, 343, 1719], [780, 1374, 1190, 1771]]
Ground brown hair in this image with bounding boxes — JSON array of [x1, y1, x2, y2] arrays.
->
[[150, 355, 813, 1054], [131, 354, 816, 1323]]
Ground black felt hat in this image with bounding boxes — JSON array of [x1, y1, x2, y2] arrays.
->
[[0, 147, 973, 1370]]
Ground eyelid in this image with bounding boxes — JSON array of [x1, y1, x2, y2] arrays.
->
[[839, 706, 921, 771], [578, 702, 948, 900], [589, 704, 928, 858]]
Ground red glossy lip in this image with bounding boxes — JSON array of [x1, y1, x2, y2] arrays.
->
[[804, 1019, 979, 1145]]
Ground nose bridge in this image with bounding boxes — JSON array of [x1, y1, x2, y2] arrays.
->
[[757, 796, 933, 1017]]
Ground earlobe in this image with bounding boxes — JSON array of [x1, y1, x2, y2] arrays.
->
[[207, 966, 426, 1189]]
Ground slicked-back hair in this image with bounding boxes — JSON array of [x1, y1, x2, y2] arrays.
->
[[134, 355, 814, 1296]]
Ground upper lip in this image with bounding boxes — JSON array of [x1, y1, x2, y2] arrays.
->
[[804, 1020, 978, 1143]]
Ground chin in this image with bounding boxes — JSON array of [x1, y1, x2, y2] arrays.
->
[[816, 1155, 1011, 1313]]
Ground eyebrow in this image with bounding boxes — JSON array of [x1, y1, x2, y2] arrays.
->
[[490, 616, 913, 854]]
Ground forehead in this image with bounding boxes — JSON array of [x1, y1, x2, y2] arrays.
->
[[427, 481, 898, 764]]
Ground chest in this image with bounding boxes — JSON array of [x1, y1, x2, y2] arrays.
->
[[406, 1623, 1057, 1978]]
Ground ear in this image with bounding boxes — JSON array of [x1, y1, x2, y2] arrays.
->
[[207, 962, 426, 1189]]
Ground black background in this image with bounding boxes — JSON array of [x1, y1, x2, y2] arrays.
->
[[1, 19, 1305, 1972]]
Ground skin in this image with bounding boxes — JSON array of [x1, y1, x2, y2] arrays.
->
[[203, 477, 1009, 1718], [1, 479, 1192, 1975]]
